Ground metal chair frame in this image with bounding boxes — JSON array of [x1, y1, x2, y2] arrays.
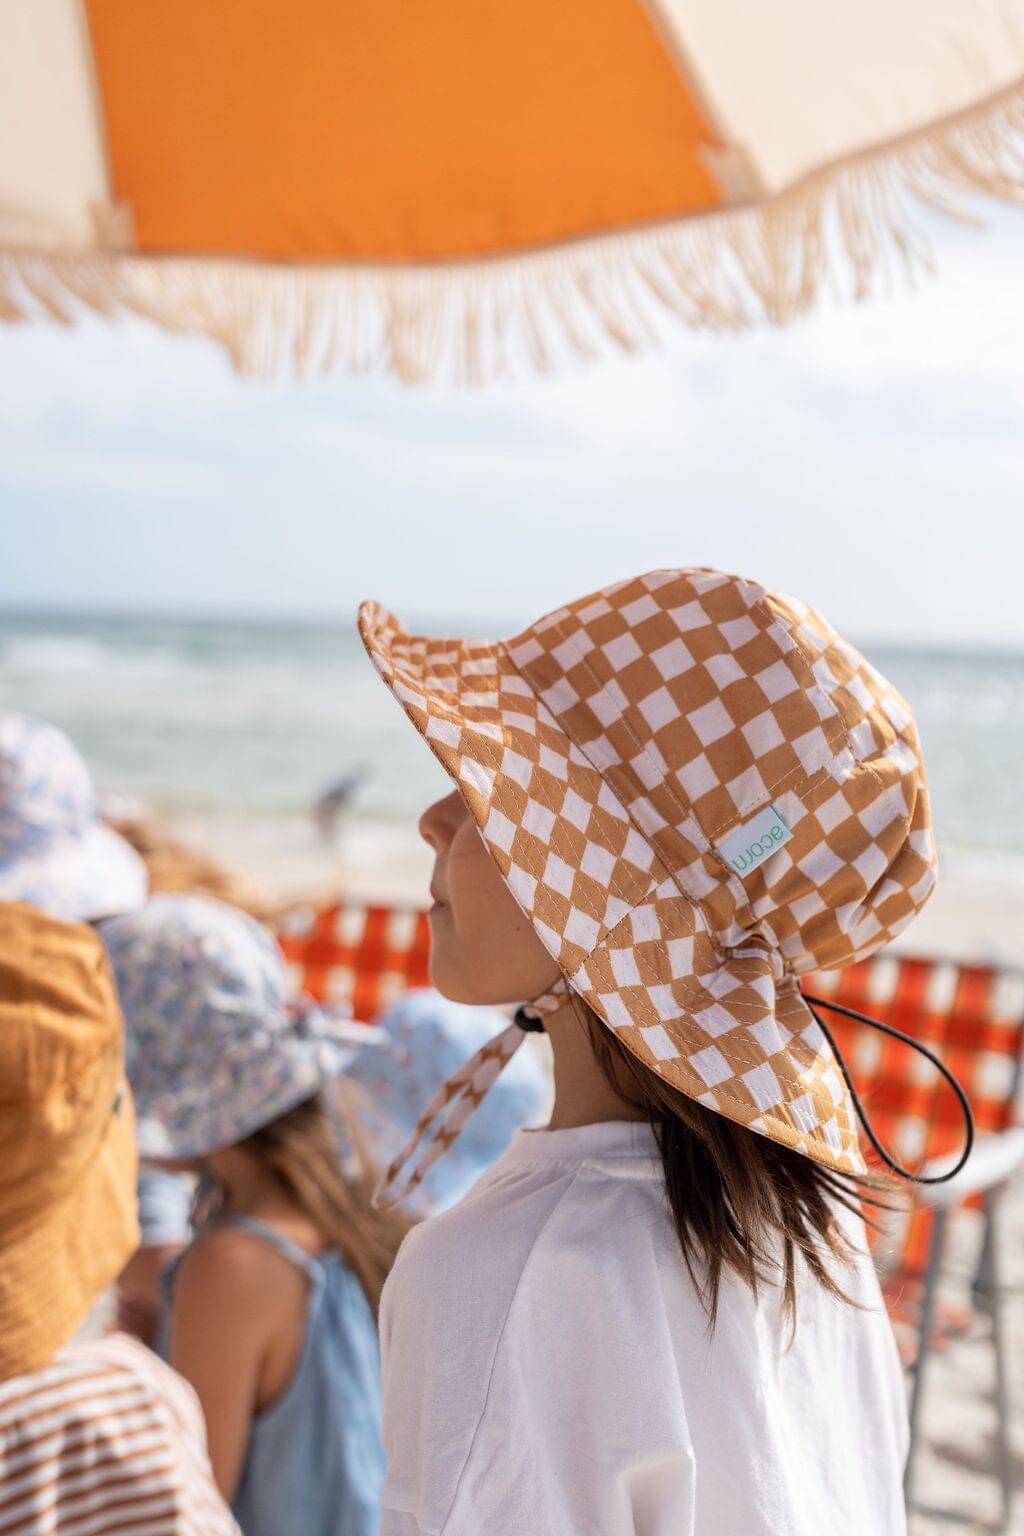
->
[[807, 956, 1024, 1531]]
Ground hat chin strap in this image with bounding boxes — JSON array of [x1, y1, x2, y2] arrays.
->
[[372, 977, 571, 1211], [513, 977, 571, 1031]]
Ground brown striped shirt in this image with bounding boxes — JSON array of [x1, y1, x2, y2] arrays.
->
[[0, 1334, 241, 1536]]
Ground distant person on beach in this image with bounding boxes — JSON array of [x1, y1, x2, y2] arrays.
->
[[313, 766, 368, 845], [356, 567, 959, 1536], [0, 903, 240, 1536], [101, 895, 412, 1536]]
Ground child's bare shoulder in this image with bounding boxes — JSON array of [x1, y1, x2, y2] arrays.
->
[[175, 1224, 308, 1317]]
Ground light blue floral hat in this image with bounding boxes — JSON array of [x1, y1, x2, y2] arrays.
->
[[100, 894, 378, 1160], [344, 989, 550, 1214], [0, 713, 147, 921]]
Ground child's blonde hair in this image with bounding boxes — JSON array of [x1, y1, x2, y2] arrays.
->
[[239, 1094, 413, 1314]]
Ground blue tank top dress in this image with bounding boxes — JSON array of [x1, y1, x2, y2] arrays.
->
[[162, 1216, 385, 1536]]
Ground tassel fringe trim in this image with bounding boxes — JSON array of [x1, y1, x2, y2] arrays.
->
[[2, 77, 1023, 384]]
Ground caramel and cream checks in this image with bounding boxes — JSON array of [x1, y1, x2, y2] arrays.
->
[[359, 567, 936, 1206]]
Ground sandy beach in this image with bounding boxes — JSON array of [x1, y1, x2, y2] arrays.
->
[[163, 813, 437, 913], [909, 1174, 1024, 1535]]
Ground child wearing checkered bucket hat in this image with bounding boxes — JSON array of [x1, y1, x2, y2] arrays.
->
[[357, 568, 973, 1536]]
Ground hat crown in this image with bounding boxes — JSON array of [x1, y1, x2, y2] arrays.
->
[[99, 894, 354, 1159], [0, 714, 95, 860], [102, 894, 287, 1080], [0, 905, 126, 1228], [502, 567, 933, 976]]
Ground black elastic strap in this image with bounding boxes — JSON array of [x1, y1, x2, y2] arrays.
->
[[513, 1005, 547, 1034], [801, 989, 975, 1184]]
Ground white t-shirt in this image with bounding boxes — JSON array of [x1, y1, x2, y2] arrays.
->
[[380, 1120, 909, 1536]]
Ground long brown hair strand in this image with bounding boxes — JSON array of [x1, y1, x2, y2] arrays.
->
[[577, 998, 905, 1336], [241, 1093, 413, 1316]]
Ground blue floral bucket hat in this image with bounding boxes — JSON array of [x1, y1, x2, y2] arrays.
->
[[100, 894, 376, 1160], [344, 990, 550, 1214], [0, 713, 147, 922]]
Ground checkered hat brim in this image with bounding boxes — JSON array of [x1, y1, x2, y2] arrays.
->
[[359, 567, 937, 1198]]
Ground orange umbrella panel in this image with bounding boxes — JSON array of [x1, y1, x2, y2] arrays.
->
[[84, 0, 724, 262]]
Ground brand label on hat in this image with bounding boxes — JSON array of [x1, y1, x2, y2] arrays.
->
[[717, 803, 793, 877]]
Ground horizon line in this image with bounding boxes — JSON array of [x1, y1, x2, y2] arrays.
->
[[0, 598, 1022, 658]]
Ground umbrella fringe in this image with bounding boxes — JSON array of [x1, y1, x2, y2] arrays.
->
[[1, 76, 1023, 384]]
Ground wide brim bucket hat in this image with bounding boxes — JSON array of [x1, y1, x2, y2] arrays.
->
[[0, 713, 147, 922], [0, 904, 139, 1380], [100, 893, 378, 1160], [359, 567, 939, 1207]]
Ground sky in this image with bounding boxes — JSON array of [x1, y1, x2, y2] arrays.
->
[[1, 205, 1023, 647]]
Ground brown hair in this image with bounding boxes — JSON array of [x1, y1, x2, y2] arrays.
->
[[575, 998, 905, 1336], [239, 1093, 414, 1316]]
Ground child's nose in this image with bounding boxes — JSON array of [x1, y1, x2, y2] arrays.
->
[[418, 792, 462, 850]]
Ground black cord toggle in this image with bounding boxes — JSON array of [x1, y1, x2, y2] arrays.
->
[[800, 988, 974, 1184], [513, 1004, 547, 1034]]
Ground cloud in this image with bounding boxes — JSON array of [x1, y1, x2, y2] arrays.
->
[[0, 205, 1023, 643]]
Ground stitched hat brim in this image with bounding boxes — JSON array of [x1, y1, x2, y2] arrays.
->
[[0, 822, 148, 923], [359, 601, 867, 1178], [0, 1090, 139, 1383], [134, 1024, 362, 1161]]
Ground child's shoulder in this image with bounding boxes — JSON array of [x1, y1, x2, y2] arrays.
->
[[175, 1221, 310, 1312], [385, 1153, 589, 1318]]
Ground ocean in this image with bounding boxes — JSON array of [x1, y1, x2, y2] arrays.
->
[[2, 608, 1023, 888]]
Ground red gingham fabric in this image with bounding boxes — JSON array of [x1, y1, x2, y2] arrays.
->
[[276, 901, 432, 1023]]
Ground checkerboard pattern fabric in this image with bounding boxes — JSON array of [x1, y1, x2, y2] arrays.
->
[[804, 953, 1024, 1273], [276, 901, 432, 1022], [359, 567, 937, 1201]]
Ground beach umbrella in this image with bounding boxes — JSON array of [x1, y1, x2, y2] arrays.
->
[[1, 1, 1023, 382]]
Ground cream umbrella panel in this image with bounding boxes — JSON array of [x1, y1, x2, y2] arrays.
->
[[1, 0, 1023, 381]]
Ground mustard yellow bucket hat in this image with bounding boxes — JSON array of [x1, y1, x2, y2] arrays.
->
[[359, 567, 959, 1207], [0, 903, 139, 1380]]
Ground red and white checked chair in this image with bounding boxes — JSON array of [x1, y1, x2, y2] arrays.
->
[[276, 900, 432, 1020], [803, 955, 1024, 1528]]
